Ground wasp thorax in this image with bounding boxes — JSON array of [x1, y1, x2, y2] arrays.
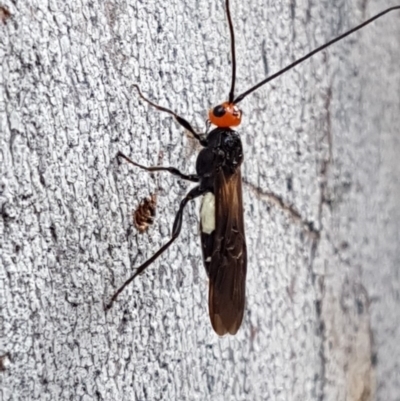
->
[[209, 102, 242, 128]]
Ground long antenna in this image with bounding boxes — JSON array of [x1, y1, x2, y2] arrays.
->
[[226, 0, 236, 103], [233, 6, 400, 104]]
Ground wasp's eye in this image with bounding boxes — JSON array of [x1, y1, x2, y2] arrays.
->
[[213, 105, 226, 117]]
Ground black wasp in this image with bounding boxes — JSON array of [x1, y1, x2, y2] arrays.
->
[[106, 1, 400, 335]]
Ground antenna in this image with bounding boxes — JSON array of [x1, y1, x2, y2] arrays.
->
[[226, 0, 236, 103], [233, 6, 400, 104]]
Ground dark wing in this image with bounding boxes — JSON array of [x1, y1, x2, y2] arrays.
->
[[202, 168, 247, 335]]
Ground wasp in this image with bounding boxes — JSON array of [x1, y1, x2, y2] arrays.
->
[[106, 1, 400, 335]]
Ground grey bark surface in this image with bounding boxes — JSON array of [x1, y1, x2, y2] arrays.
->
[[1, 0, 399, 400]]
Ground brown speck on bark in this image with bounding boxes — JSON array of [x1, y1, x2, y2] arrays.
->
[[0, 6, 11, 23], [133, 194, 157, 233]]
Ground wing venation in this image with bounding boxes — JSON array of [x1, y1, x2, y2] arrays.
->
[[201, 168, 247, 335]]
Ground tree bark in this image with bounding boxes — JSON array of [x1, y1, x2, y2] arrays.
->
[[1, 0, 399, 400]]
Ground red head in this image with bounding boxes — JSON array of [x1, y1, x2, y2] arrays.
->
[[208, 102, 242, 128]]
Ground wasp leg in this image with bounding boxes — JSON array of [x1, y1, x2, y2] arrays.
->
[[133, 84, 207, 146], [105, 185, 206, 309], [117, 151, 199, 182]]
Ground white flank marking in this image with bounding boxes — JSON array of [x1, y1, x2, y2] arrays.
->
[[200, 192, 215, 234]]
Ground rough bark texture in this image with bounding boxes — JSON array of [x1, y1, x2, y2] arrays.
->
[[1, 0, 399, 400]]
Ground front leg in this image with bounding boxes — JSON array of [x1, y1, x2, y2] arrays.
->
[[133, 85, 207, 146]]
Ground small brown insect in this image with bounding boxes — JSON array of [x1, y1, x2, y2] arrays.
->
[[133, 194, 157, 233], [0, 6, 11, 24]]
